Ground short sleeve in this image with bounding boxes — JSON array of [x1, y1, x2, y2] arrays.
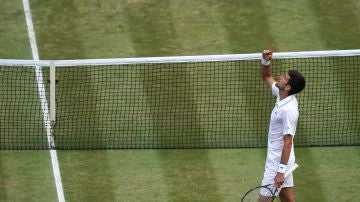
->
[[271, 82, 279, 97], [281, 109, 298, 136]]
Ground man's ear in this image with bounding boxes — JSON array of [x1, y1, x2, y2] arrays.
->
[[285, 84, 291, 92]]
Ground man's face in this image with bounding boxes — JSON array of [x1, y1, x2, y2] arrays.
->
[[276, 73, 291, 91]]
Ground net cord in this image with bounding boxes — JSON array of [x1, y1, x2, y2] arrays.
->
[[0, 49, 359, 67]]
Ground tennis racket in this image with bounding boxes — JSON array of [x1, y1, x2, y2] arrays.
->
[[241, 163, 299, 202]]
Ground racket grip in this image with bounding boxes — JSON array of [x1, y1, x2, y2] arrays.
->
[[285, 163, 299, 178]]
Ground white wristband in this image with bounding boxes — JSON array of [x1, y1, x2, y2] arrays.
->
[[261, 58, 270, 66], [277, 164, 287, 173]]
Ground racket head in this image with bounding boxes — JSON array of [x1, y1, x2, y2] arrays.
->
[[241, 184, 276, 202], [241, 163, 299, 201]]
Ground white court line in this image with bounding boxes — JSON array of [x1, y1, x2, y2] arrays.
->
[[22, 0, 65, 202]]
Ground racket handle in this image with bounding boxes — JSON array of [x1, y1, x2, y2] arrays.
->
[[285, 163, 299, 178]]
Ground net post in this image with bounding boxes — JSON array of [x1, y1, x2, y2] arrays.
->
[[50, 61, 56, 127]]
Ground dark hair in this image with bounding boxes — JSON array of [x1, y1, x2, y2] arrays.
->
[[287, 70, 305, 95]]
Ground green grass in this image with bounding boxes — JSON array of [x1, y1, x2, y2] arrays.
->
[[59, 147, 358, 201], [0, 151, 57, 202], [2, 147, 356, 201], [1, 0, 360, 59], [295, 147, 360, 202], [0, 0, 32, 59], [25, 0, 360, 59], [0, 0, 359, 201]]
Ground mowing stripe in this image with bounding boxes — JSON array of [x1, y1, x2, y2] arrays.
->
[[22, 0, 65, 201]]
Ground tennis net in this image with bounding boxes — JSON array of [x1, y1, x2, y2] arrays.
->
[[0, 50, 359, 149]]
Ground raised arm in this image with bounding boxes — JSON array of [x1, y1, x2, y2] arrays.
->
[[260, 45, 276, 88]]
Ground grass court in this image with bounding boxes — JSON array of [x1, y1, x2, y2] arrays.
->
[[0, 0, 359, 201]]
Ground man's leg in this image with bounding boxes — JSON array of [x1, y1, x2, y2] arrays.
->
[[279, 187, 295, 202]]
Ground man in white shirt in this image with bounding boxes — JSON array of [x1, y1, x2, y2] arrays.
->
[[260, 45, 305, 202]]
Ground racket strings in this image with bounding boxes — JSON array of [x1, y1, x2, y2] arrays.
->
[[241, 185, 276, 202]]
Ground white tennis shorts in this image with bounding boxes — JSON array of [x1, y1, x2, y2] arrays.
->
[[260, 167, 294, 196]]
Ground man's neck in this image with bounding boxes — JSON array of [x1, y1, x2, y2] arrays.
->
[[279, 90, 289, 101]]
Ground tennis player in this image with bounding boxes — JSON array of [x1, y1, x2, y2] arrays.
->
[[259, 45, 305, 202]]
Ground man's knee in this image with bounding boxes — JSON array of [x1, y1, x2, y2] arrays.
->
[[279, 187, 295, 202]]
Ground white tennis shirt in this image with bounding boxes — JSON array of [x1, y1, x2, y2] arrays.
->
[[265, 82, 298, 170]]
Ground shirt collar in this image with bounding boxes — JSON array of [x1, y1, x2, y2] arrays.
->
[[276, 95, 295, 107]]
